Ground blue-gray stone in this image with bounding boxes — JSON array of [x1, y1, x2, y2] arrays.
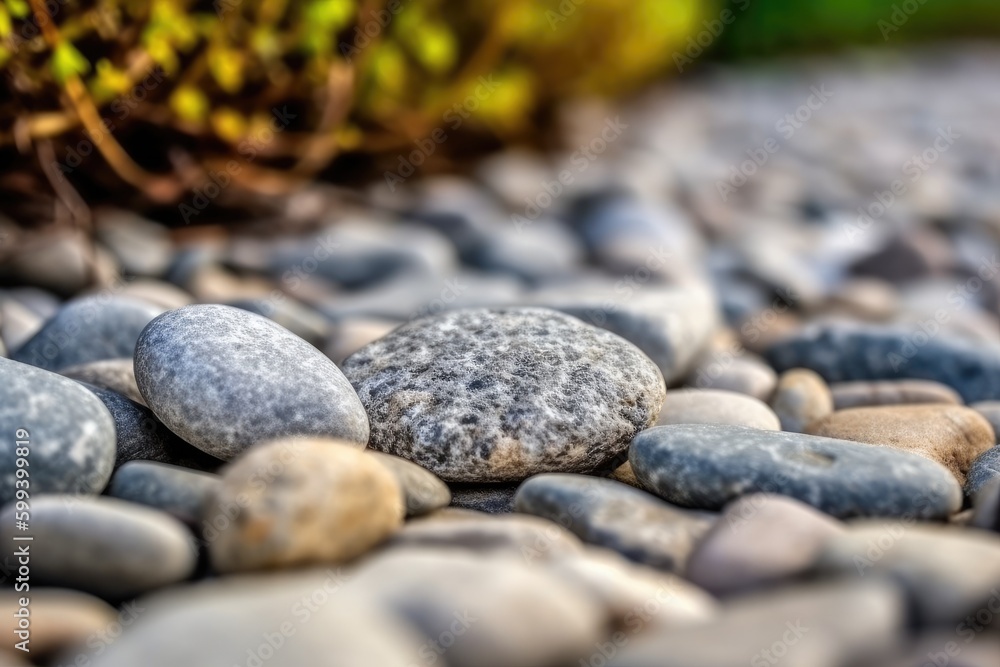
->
[[108, 461, 221, 527], [630, 424, 962, 519], [966, 445, 1000, 497], [515, 473, 716, 572], [0, 357, 116, 503], [764, 323, 1000, 403], [134, 304, 369, 460], [13, 296, 163, 371]]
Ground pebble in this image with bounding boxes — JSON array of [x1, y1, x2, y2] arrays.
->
[[607, 580, 903, 667], [656, 388, 781, 430], [686, 494, 844, 596], [226, 296, 330, 349], [970, 400, 1000, 443], [966, 445, 1000, 496], [515, 474, 716, 572], [77, 574, 424, 667], [0, 295, 44, 352], [830, 379, 962, 410], [387, 512, 583, 562], [531, 282, 717, 384], [370, 452, 451, 517], [84, 385, 223, 471], [350, 549, 607, 667], [205, 438, 403, 572], [808, 404, 994, 484], [546, 549, 717, 631], [448, 482, 520, 513], [770, 368, 834, 432], [343, 308, 665, 482], [816, 523, 1000, 625], [94, 209, 174, 278], [0, 496, 196, 599], [108, 461, 221, 527], [765, 323, 1000, 404], [630, 424, 962, 519], [59, 358, 145, 405], [0, 589, 117, 658], [13, 296, 163, 371], [685, 352, 778, 401], [116, 279, 193, 311], [970, 479, 1000, 531], [134, 304, 369, 460], [0, 358, 116, 503]]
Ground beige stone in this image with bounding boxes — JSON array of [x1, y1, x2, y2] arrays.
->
[[770, 368, 833, 432], [807, 404, 994, 484], [206, 438, 404, 572]]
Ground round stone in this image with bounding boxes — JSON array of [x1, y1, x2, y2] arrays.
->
[[806, 404, 994, 484], [134, 304, 369, 460], [205, 438, 403, 572], [13, 296, 163, 371], [970, 401, 1000, 443], [657, 388, 780, 430], [770, 368, 834, 433], [0, 358, 116, 504], [630, 424, 962, 519], [0, 496, 196, 599], [342, 307, 666, 482], [370, 452, 451, 517], [448, 482, 520, 513], [830, 379, 962, 410], [515, 474, 716, 573], [108, 461, 221, 527]]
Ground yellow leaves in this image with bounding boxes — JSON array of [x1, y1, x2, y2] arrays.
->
[[208, 45, 245, 93], [51, 42, 91, 84], [4, 0, 28, 20], [370, 41, 405, 94], [0, 5, 11, 38], [408, 22, 457, 74], [170, 85, 209, 124], [90, 59, 132, 101], [302, 0, 355, 54], [211, 107, 247, 142], [471, 67, 534, 133]]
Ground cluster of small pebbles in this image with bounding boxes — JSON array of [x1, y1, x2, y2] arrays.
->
[[2, 48, 1000, 666]]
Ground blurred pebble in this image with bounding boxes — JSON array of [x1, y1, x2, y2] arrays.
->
[[108, 461, 221, 528], [59, 358, 144, 405], [205, 439, 403, 572], [515, 474, 716, 573], [830, 379, 963, 409], [657, 388, 780, 430], [0, 589, 117, 658], [0, 496, 196, 599], [449, 482, 520, 514], [966, 445, 1000, 496], [370, 452, 451, 517], [770, 368, 834, 432]]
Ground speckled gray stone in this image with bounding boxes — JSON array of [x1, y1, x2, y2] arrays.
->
[[108, 461, 221, 527], [630, 424, 962, 519], [0, 357, 116, 504], [60, 358, 145, 405], [134, 305, 369, 460], [370, 452, 451, 517], [0, 496, 196, 599], [13, 296, 163, 371], [343, 308, 665, 482], [966, 445, 1000, 496], [83, 385, 223, 471], [448, 483, 519, 513], [515, 474, 716, 572]]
